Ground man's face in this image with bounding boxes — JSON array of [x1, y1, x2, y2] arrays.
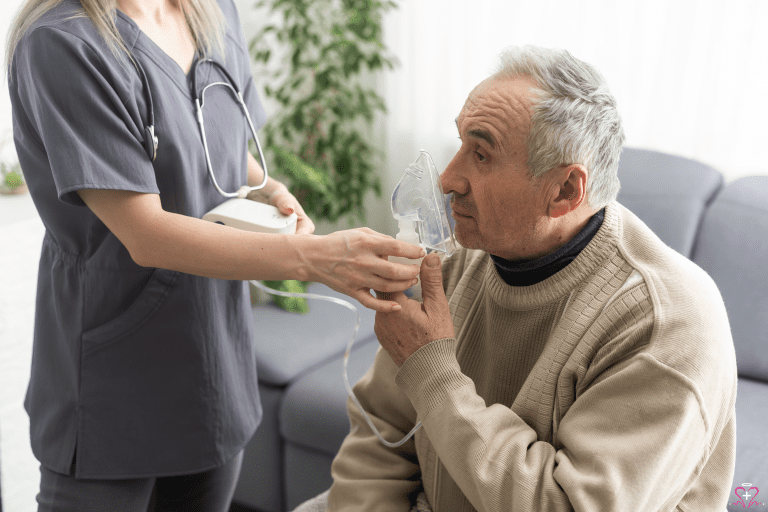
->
[[441, 76, 554, 260]]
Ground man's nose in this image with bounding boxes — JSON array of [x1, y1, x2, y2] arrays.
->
[[441, 154, 468, 196]]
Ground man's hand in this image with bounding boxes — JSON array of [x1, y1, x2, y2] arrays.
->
[[374, 253, 455, 366]]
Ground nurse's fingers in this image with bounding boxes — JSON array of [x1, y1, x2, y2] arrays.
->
[[355, 289, 404, 313], [352, 227, 391, 238], [295, 215, 315, 235], [272, 192, 295, 215], [271, 189, 315, 235], [293, 201, 315, 235], [359, 229, 425, 261]]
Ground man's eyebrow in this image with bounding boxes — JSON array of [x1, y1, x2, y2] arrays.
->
[[467, 129, 496, 148], [455, 118, 496, 148]]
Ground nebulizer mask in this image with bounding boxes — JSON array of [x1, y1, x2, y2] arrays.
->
[[389, 149, 456, 300], [247, 150, 455, 448]]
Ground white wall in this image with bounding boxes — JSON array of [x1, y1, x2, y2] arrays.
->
[[377, 0, 768, 185], [235, 0, 768, 236], [0, 0, 26, 163], [3, 0, 766, 233], [380, 0, 768, 179]]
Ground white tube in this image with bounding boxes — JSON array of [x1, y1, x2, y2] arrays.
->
[[249, 280, 423, 448]]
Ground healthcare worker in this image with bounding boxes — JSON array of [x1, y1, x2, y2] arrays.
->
[[5, 0, 424, 509]]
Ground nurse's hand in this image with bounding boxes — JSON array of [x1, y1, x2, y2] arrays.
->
[[77, 188, 420, 312], [308, 228, 426, 312], [267, 187, 315, 235], [246, 151, 314, 234]]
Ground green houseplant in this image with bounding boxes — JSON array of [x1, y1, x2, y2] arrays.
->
[[0, 161, 26, 195], [0, 135, 27, 195], [249, 0, 398, 312]]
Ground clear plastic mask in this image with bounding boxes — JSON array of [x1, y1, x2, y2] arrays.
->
[[391, 150, 456, 255], [249, 150, 457, 450]]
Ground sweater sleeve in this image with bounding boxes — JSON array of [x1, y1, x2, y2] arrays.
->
[[327, 346, 423, 512], [395, 340, 710, 512]]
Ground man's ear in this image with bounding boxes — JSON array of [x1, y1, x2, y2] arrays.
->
[[548, 165, 588, 219]]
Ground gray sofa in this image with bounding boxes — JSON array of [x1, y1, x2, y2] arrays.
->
[[231, 147, 768, 512]]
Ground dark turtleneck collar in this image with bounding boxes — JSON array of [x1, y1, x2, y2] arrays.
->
[[490, 208, 605, 287]]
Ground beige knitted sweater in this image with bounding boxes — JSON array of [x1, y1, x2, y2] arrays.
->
[[328, 202, 737, 512]]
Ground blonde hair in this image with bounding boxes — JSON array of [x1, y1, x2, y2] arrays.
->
[[5, 0, 226, 75]]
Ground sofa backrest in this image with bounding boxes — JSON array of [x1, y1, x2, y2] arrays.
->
[[691, 176, 768, 383], [616, 147, 723, 257]]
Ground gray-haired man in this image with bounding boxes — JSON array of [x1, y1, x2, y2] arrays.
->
[[298, 45, 737, 512]]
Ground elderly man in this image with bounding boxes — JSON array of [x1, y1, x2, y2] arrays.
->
[[298, 45, 737, 512]]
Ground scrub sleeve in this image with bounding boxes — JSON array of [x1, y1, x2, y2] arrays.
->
[[9, 0, 267, 479]]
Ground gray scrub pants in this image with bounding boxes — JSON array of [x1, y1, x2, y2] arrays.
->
[[36, 450, 243, 512]]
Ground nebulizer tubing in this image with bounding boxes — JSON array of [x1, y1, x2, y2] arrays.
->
[[249, 280, 422, 448], [247, 150, 454, 449]]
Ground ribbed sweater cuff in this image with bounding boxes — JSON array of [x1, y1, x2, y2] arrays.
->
[[395, 338, 475, 418]]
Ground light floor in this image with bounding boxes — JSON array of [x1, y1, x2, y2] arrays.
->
[[0, 193, 262, 512], [0, 192, 37, 227], [0, 191, 44, 512]]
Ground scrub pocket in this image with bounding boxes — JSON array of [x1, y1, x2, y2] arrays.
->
[[81, 267, 180, 350], [75, 268, 216, 477]]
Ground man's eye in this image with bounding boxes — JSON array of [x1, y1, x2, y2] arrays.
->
[[475, 151, 486, 162]]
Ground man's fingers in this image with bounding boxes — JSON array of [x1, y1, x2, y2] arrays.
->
[[420, 253, 444, 291], [375, 290, 396, 302], [374, 289, 408, 303]]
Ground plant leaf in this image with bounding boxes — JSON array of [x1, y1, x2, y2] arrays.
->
[[261, 280, 310, 313]]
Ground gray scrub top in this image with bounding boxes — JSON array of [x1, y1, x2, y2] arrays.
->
[[9, 0, 267, 478]]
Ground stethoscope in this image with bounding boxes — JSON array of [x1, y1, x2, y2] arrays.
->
[[135, 53, 423, 450], [135, 56, 269, 198]]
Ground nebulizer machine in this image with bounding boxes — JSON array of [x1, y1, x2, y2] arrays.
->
[[209, 150, 455, 448]]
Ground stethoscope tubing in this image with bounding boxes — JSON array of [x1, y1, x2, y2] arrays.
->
[[137, 55, 269, 197], [195, 81, 268, 197], [193, 58, 269, 198]]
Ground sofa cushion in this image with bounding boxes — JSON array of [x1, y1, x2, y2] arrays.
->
[[232, 385, 285, 512], [731, 378, 768, 486], [281, 339, 381, 455], [691, 177, 768, 383], [616, 147, 723, 257], [252, 283, 376, 386]]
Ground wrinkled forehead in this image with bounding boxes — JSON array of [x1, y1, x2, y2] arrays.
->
[[457, 76, 538, 151]]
